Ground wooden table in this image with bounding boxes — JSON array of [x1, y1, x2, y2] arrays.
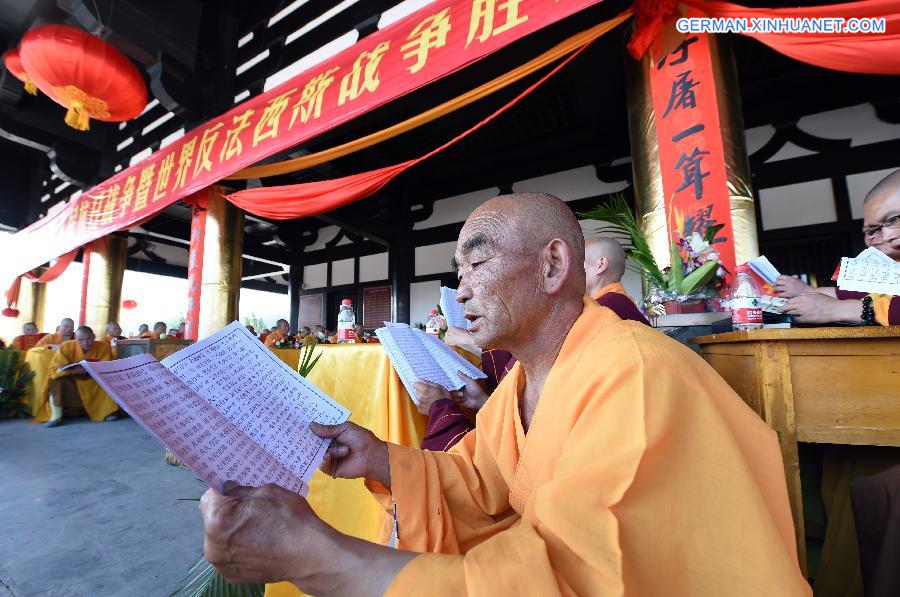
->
[[692, 326, 900, 573]]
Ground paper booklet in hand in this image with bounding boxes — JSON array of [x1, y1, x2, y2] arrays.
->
[[745, 255, 787, 312], [439, 286, 469, 330], [375, 322, 486, 406], [837, 247, 900, 295], [78, 321, 349, 496]]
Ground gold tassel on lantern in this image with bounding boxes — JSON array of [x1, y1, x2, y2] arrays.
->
[[23, 80, 37, 95], [64, 100, 90, 131]]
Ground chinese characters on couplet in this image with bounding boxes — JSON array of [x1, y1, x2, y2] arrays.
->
[[652, 30, 734, 271], [68, 0, 535, 233]]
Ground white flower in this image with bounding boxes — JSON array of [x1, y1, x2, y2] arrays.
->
[[689, 232, 709, 255]]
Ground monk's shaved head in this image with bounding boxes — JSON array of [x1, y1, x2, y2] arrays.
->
[[584, 237, 626, 297], [454, 192, 586, 355], [23, 322, 38, 334], [454, 193, 585, 269], [75, 325, 95, 352], [863, 169, 900, 260], [59, 318, 75, 339], [864, 169, 900, 204]]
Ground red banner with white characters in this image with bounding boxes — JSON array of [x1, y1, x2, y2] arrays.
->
[[648, 25, 735, 276], [0, 0, 608, 282]]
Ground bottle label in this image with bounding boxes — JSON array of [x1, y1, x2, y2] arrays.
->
[[731, 297, 763, 324], [337, 322, 354, 340]]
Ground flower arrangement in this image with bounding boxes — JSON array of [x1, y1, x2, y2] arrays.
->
[[579, 194, 727, 314]]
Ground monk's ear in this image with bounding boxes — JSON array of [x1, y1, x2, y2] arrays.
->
[[597, 256, 609, 275], [541, 239, 572, 295]]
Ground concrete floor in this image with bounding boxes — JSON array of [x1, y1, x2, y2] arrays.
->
[[0, 417, 208, 597]]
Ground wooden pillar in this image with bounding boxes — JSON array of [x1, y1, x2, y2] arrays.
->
[[288, 264, 303, 333], [624, 32, 759, 276], [82, 235, 128, 334], [15, 273, 47, 331], [198, 193, 243, 339], [389, 245, 413, 324]]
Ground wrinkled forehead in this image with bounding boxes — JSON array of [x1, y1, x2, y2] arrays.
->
[[455, 211, 512, 260]]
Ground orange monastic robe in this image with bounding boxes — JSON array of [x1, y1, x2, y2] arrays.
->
[[34, 339, 118, 423], [34, 332, 68, 348], [375, 297, 811, 595], [264, 330, 291, 347]]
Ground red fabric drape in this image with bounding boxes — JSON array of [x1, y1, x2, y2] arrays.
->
[[226, 42, 591, 219], [685, 0, 900, 75], [631, 0, 900, 75], [3, 248, 79, 315]]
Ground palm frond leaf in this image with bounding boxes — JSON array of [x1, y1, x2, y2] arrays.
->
[[578, 194, 666, 288], [170, 556, 264, 597]]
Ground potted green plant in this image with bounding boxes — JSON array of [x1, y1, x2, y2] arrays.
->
[[579, 194, 727, 317], [0, 347, 34, 419]]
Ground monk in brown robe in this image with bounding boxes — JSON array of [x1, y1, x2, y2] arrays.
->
[[584, 236, 650, 325], [41, 326, 119, 427], [34, 317, 74, 347], [199, 193, 809, 596], [777, 168, 900, 324]]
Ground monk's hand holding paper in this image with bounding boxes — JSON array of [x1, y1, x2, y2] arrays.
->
[[200, 482, 331, 586], [443, 326, 480, 357], [772, 275, 815, 298], [311, 421, 391, 487], [780, 292, 862, 323], [451, 372, 489, 412], [412, 380, 452, 415]]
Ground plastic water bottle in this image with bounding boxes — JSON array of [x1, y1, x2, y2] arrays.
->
[[425, 309, 441, 337], [730, 265, 764, 331], [337, 299, 356, 343]]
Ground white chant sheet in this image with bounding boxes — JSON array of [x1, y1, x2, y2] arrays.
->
[[375, 322, 485, 406], [439, 286, 469, 330], [837, 247, 900, 295], [82, 321, 349, 495]]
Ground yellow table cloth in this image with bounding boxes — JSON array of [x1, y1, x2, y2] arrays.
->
[[269, 347, 301, 372], [267, 344, 427, 597]]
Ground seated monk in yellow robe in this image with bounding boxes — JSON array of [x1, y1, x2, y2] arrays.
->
[[39, 326, 119, 427], [198, 194, 811, 596], [103, 321, 125, 343], [264, 319, 295, 348], [140, 321, 167, 339], [11, 322, 45, 350], [34, 317, 75, 347]]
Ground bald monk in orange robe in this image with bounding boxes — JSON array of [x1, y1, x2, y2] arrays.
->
[[11, 322, 44, 350], [198, 193, 810, 596], [34, 317, 75, 347], [264, 319, 295, 348], [38, 326, 119, 427]]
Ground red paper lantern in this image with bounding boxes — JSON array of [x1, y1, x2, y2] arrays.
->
[[2, 48, 38, 95], [19, 25, 147, 131], [121, 299, 138, 310]]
